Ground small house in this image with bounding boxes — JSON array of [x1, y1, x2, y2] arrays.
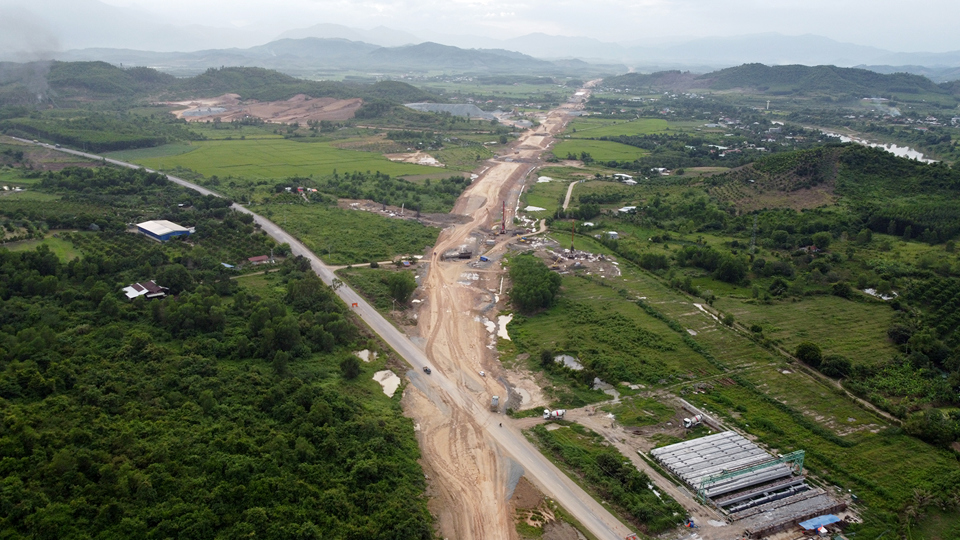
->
[[122, 280, 168, 300], [247, 255, 272, 265]]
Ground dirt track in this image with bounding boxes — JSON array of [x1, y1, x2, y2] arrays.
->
[[406, 88, 587, 539]]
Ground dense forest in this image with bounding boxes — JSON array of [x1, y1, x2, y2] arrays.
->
[[0, 167, 433, 538]]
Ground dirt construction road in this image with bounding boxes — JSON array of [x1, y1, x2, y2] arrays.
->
[[408, 84, 632, 539]]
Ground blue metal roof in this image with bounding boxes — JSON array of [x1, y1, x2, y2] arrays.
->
[[799, 515, 841, 530]]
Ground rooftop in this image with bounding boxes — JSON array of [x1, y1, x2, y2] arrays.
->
[[137, 220, 191, 237]]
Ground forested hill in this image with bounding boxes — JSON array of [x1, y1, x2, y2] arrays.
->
[[0, 166, 433, 538], [709, 143, 960, 241], [603, 64, 960, 97], [0, 61, 442, 106]]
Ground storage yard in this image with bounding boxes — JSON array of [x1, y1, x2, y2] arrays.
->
[[652, 431, 848, 538]]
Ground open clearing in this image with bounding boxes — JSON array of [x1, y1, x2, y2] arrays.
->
[[165, 93, 363, 123]]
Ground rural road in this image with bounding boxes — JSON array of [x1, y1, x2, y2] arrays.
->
[[16, 107, 636, 540], [562, 177, 580, 210]]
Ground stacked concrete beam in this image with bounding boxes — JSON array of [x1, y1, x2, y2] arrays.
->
[[650, 431, 791, 497]]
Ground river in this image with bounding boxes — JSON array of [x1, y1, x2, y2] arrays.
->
[[820, 130, 936, 163]]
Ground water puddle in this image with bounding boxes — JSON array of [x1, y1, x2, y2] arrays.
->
[[497, 314, 513, 340], [554, 354, 584, 370], [354, 349, 377, 363], [373, 370, 400, 397]]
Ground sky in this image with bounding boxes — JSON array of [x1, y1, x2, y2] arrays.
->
[[0, 0, 958, 56], [89, 0, 959, 52]]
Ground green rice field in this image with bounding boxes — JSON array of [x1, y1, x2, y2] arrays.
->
[[566, 117, 669, 138], [551, 139, 649, 162], [134, 138, 444, 180]]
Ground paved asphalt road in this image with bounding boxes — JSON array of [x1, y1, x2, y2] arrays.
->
[[19, 139, 635, 539]]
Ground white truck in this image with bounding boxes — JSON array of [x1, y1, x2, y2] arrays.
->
[[543, 408, 566, 420], [683, 414, 703, 428]]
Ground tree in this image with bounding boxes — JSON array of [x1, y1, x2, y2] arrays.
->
[[386, 271, 417, 304], [509, 254, 561, 313], [819, 355, 851, 378], [156, 264, 194, 294], [795, 342, 822, 368], [340, 355, 360, 380], [812, 231, 832, 250], [713, 255, 747, 284], [272, 350, 290, 376], [832, 281, 852, 299]]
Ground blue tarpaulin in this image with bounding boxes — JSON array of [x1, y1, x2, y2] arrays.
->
[[799, 515, 841, 530]]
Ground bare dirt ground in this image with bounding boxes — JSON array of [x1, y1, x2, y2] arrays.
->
[[336, 198, 472, 229], [165, 93, 362, 123], [404, 86, 584, 540], [384, 151, 444, 167]]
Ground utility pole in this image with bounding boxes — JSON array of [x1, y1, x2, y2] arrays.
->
[[750, 214, 758, 254]]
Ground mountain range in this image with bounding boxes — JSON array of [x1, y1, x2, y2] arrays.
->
[[2, 0, 960, 82], [54, 39, 608, 77]]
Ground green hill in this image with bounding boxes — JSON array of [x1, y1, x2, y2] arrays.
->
[[700, 63, 945, 95], [0, 61, 441, 106], [603, 63, 954, 98], [708, 143, 960, 239]]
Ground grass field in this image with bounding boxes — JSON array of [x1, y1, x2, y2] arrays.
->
[[601, 396, 676, 428], [134, 138, 444, 181], [551, 140, 649, 162], [521, 178, 572, 216], [432, 145, 494, 171], [566, 118, 669, 138], [714, 294, 898, 368], [417, 81, 566, 100], [507, 274, 719, 387], [104, 143, 199, 162], [528, 228, 960, 536], [230, 270, 289, 299], [336, 266, 418, 313], [259, 203, 439, 265], [3, 235, 82, 261]]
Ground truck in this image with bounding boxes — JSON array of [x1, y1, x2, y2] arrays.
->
[[490, 395, 500, 412], [683, 414, 703, 428], [543, 408, 566, 420]]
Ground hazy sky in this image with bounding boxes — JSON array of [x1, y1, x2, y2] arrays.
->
[[92, 0, 959, 52], [0, 0, 958, 56]]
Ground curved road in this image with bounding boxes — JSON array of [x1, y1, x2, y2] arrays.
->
[[13, 118, 633, 539]]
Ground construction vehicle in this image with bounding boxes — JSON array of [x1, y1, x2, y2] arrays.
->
[[543, 408, 566, 420], [490, 396, 500, 412], [683, 414, 703, 428]]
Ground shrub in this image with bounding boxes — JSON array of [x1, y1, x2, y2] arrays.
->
[[819, 354, 851, 378], [795, 342, 822, 368]]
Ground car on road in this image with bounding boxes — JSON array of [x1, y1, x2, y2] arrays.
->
[[423, 366, 432, 374]]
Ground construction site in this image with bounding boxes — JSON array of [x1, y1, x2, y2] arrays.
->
[[651, 431, 849, 538]]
